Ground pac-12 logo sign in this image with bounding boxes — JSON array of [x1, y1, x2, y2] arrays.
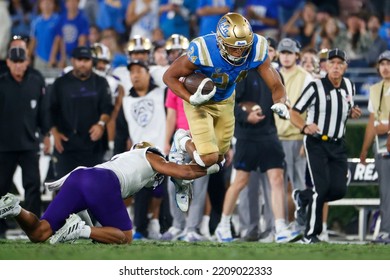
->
[[218, 18, 230, 38], [131, 99, 154, 127]]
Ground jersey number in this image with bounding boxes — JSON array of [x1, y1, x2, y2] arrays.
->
[[212, 70, 248, 90]]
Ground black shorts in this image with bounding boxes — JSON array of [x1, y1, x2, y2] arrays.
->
[[233, 136, 285, 172]]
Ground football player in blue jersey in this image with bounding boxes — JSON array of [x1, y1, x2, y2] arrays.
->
[[163, 12, 289, 211]]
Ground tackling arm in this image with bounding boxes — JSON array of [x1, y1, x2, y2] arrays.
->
[[147, 152, 221, 180]]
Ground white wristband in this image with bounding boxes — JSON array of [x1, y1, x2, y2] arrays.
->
[[97, 120, 106, 127], [206, 163, 220, 175]]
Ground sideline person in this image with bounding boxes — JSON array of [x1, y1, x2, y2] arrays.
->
[[290, 49, 361, 243]]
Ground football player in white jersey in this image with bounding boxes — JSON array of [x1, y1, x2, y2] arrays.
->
[[0, 142, 222, 244]]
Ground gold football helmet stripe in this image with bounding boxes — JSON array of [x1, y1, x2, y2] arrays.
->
[[253, 34, 268, 62], [192, 37, 214, 67]]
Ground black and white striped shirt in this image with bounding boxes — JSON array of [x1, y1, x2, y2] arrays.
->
[[293, 75, 355, 139]]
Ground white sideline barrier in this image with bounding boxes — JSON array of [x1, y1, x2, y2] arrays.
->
[[328, 198, 380, 241]]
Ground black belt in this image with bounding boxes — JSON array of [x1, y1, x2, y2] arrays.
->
[[311, 134, 341, 142]]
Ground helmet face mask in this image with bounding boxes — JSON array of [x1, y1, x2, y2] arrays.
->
[[216, 13, 254, 66]]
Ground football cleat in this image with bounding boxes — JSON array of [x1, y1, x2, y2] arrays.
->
[[171, 177, 193, 212], [168, 129, 190, 164], [0, 193, 21, 219], [50, 214, 85, 244], [215, 224, 233, 243]]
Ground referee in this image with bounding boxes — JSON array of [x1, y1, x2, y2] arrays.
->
[[290, 49, 362, 243]]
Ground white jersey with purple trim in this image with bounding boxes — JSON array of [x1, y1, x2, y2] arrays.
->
[[96, 148, 158, 199], [186, 33, 268, 101]]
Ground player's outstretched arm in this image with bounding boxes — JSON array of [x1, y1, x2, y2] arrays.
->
[[163, 55, 198, 103], [257, 57, 286, 103], [147, 152, 221, 180], [257, 57, 290, 119]]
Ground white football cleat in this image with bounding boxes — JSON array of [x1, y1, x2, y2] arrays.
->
[[0, 193, 21, 219], [171, 177, 193, 212], [50, 214, 85, 244], [168, 129, 190, 164]]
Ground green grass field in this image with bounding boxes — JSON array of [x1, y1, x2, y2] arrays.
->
[[1, 239, 390, 260]]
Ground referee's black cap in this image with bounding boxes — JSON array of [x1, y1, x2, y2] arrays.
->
[[8, 47, 27, 62], [327, 48, 347, 62]]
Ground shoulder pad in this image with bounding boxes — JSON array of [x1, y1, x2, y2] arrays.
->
[[252, 34, 268, 63], [187, 36, 214, 67]]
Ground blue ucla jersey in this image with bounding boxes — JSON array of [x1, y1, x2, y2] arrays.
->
[[186, 33, 268, 101]]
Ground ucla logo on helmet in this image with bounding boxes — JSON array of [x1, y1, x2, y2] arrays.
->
[[218, 18, 230, 38]]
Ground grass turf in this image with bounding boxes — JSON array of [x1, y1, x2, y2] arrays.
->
[[1, 239, 390, 260]]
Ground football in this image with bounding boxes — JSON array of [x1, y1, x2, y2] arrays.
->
[[182, 72, 215, 95], [238, 101, 263, 115]]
